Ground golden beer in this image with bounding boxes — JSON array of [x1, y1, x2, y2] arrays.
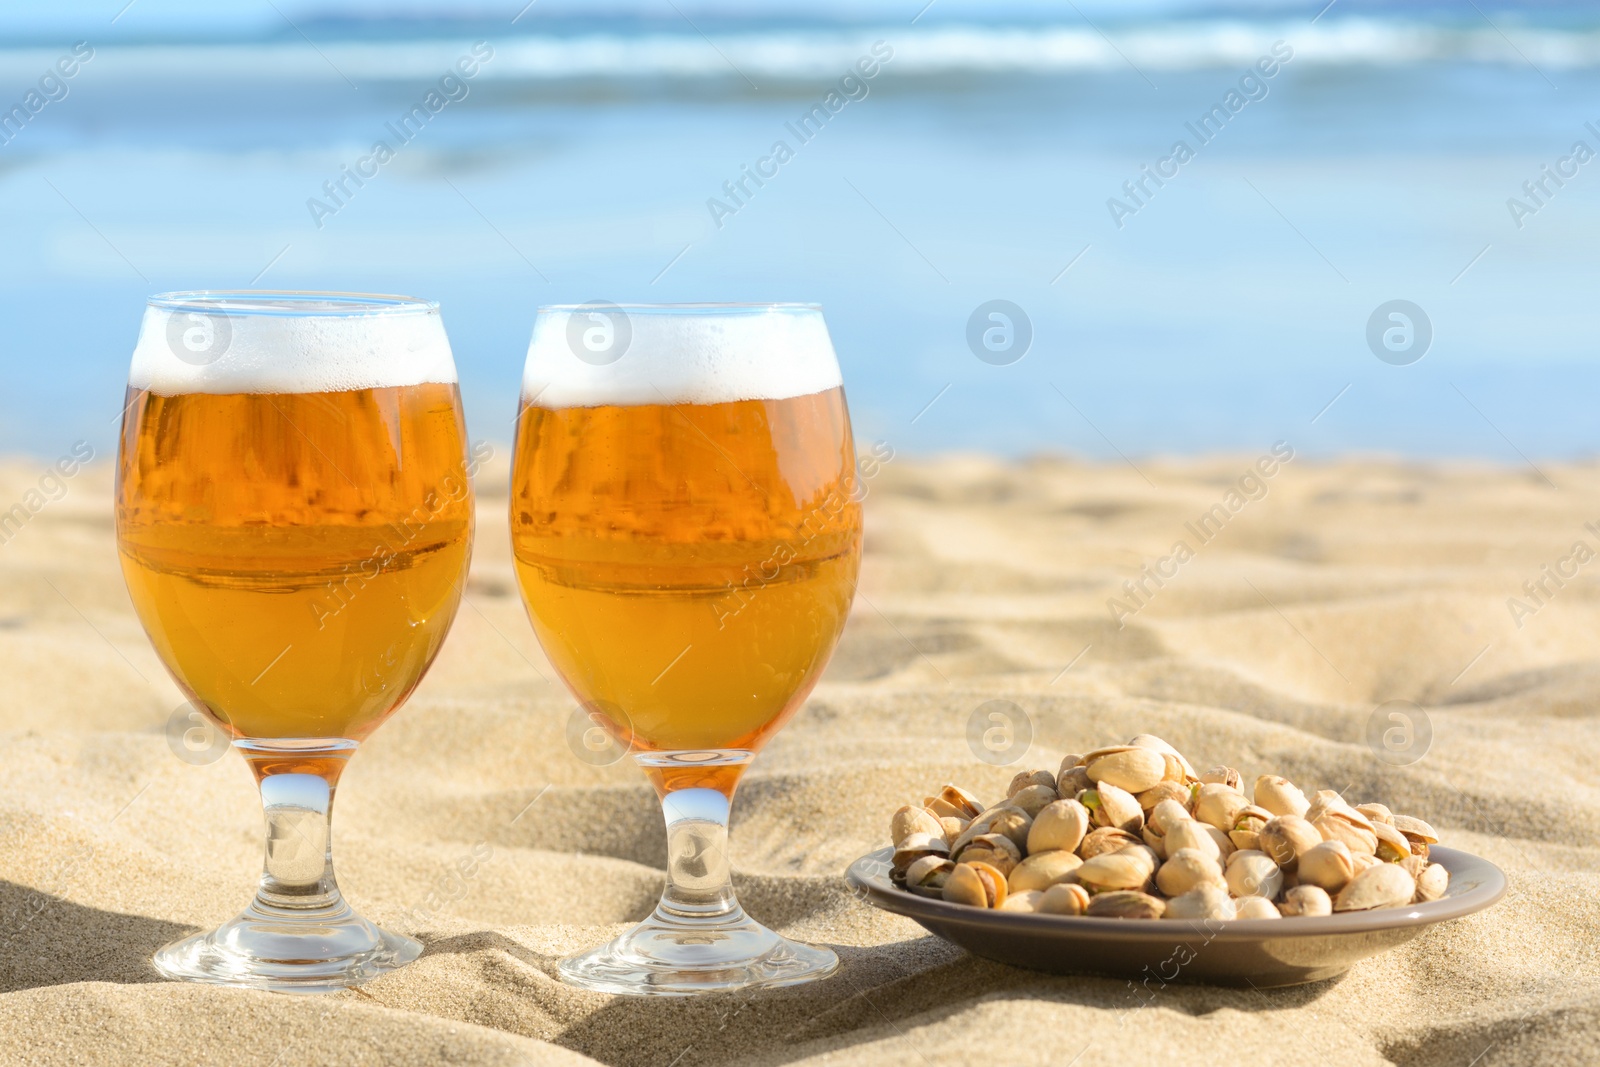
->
[[511, 386, 861, 788], [116, 382, 474, 744]]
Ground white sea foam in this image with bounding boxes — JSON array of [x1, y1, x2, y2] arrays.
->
[[129, 299, 457, 395], [522, 306, 842, 408]]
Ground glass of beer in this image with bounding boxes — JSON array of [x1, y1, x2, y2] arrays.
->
[[116, 291, 474, 991], [511, 303, 862, 994]]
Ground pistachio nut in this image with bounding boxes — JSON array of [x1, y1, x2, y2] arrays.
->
[[890, 805, 945, 847], [891, 832, 949, 873], [1258, 814, 1322, 870], [1253, 775, 1311, 818], [904, 855, 954, 897], [1008, 769, 1057, 796], [1037, 882, 1091, 916], [1225, 850, 1283, 900], [1200, 765, 1243, 790], [1313, 808, 1378, 857], [1027, 798, 1090, 855], [1233, 896, 1281, 920], [1008, 783, 1061, 818], [1194, 784, 1251, 832], [1414, 862, 1448, 903], [1129, 734, 1198, 780], [1082, 782, 1144, 833], [955, 833, 1023, 876], [1078, 826, 1144, 860], [1008, 849, 1084, 893], [1278, 884, 1333, 917], [1155, 847, 1225, 897], [1355, 802, 1394, 826], [1372, 820, 1413, 863], [1136, 780, 1191, 813], [942, 860, 1008, 908], [1163, 819, 1224, 863], [1086, 890, 1166, 919], [1084, 745, 1168, 794], [1075, 847, 1158, 892], [997, 889, 1043, 913], [1333, 862, 1415, 912], [1057, 759, 1092, 798], [1163, 884, 1236, 920], [1296, 840, 1356, 894]]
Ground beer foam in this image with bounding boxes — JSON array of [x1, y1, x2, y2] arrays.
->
[[129, 295, 457, 395], [522, 305, 843, 408]]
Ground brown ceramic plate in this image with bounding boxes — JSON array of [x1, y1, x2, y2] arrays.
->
[[844, 845, 1504, 987]]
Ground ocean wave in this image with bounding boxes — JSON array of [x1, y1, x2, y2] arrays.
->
[[4, 19, 1600, 83]]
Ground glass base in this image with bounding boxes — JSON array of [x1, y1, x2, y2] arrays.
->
[[559, 907, 838, 996], [153, 897, 421, 994]]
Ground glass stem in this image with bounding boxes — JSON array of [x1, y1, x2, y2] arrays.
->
[[655, 787, 741, 923], [239, 741, 355, 916]]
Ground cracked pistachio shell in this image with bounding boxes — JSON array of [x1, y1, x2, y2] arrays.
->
[[942, 861, 1008, 908], [1394, 815, 1438, 857], [1253, 775, 1311, 818], [1163, 884, 1236, 921], [998, 889, 1043, 913], [890, 805, 945, 847], [1314, 809, 1379, 857], [1155, 847, 1225, 897], [1296, 840, 1355, 894], [1009, 783, 1061, 818], [1229, 829, 1261, 853], [1078, 826, 1143, 860], [1083, 782, 1144, 833], [1333, 862, 1414, 912], [1224, 850, 1283, 900], [1194, 784, 1251, 831], [1200, 765, 1242, 790], [1028, 799, 1089, 855], [1356, 802, 1394, 826], [1086, 890, 1166, 919], [1075, 847, 1157, 891], [1038, 882, 1091, 916], [937, 784, 986, 820], [1414, 862, 1449, 903], [1372, 820, 1413, 863], [953, 833, 1022, 876], [1057, 759, 1091, 798], [1233, 896, 1282, 919], [891, 832, 948, 873], [1136, 780, 1190, 813], [939, 816, 969, 842], [904, 856, 954, 897], [952, 805, 1030, 856], [1008, 769, 1057, 796], [1259, 814, 1323, 869], [1009, 849, 1083, 893], [1279, 884, 1333, 917], [1129, 734, 1198, 780], [1084, 746, 1168, 794]]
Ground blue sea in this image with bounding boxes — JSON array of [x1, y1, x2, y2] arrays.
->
[[2, 0, 1598, 462]]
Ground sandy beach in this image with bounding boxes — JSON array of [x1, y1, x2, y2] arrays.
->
[[0, 447, 1593, 1066]]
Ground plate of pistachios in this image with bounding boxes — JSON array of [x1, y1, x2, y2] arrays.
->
[[846, 735, 1505, 987]]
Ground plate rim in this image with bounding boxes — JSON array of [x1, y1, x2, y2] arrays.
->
[[845, 844, 1506, 941]]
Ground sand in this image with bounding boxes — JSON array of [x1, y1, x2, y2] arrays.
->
[[0, 448, 1594, 1067]]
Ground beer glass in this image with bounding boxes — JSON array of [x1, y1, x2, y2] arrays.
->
[[116, 292, 473, 991], [511, 303, 863, 994]]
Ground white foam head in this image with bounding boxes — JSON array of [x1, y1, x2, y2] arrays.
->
[[522, 304, 842, 407], [130, 292, 457, 395]]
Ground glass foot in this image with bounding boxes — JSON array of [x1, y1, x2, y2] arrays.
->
[[559, 906, 838, 996], [153, 897, 421, 994]]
